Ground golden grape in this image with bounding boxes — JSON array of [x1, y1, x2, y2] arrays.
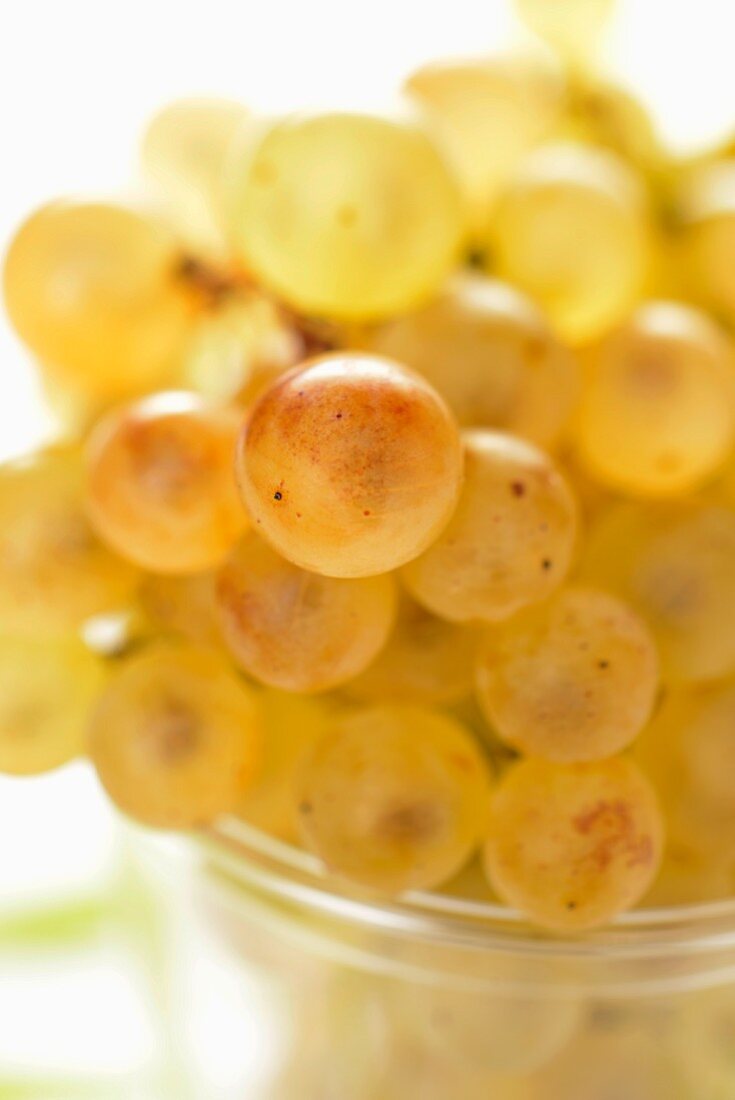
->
[[366, 273, 579, 447], [3, 201, 194, 398], [0, 635, 105, 776], [138, 569, 222, 650], [402, 429, 577, 622], [483, 756, 664, 930], [515, 0, 615, 60], [675, 158, 735, 323], [476, 586, 659, 763], [215, 530, 396, 692], [225, 111, 463, 320], [235, 354, 463, 578], [89, 643, 262, 828], [0, 445, 138, 634], [296, 704, 492, 894], [86, 392, 247, 573], [489, 143, 650, 343]]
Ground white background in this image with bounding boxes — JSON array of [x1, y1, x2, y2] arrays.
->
[[1, 0, 735, 1091]]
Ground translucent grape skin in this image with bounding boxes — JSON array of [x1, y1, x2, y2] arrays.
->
[[576, 302, 735, 498], [483, 756, 664, 931], [86, 392, 247, 574], [476, 586, 659, 764], [402, 429, 577, 623], [3, 202, 194, 398], [582, 501, 735, 684], [89, 644, 262, 829], [0, 445, 138, 634], [225, 111, 463, 320], [235, 354, 464, 578], [141, 97, 249, 256], [366, 273, 579, 448], [0, 635, 105, 776], [404, 55, 563, 233], [296, 704, 492, 894], [346, 590, 478, 706], [215, 530, 396, 693], [489, 144, 650, 344]]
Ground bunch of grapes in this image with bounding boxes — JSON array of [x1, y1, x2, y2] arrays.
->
[[5, 0, 735, 937]]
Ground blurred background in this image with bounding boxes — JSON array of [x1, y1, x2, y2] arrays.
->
[[1, 0, 734, 1095]]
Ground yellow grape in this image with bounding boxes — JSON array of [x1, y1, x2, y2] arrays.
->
[[675, 158, 735, 322], [562, 76, 662, 174], [138, 570, 221, 650], [404, 54, 563, 233], [515, 0, 615, 60], [86, 392, 247, 574], [225, 111, 463, 320], [89, 643, 262, 828], [236, 688, 334, 842], [3, 202, 194, 398], [346, 590, 477, 705], [141, 97, 249, 256], [366, 273, 579, 448], [402, 429, 577, 623], [392, 982, 580, 1076], [483, 756, 664, 930], [296, 704, 492, 894], [641, 841, 732, 908], [0, 635, 105, 776], [582, 501, 735, 683], [576, 302, 735, 497], [215, 530, 396, 692], [489, 143, 650, 343], [235, 354, 463, 578], [0, 446, 137, 634], [476, 586, 659, 763]]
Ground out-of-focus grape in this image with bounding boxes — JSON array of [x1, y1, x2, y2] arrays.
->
[[582, 501, 735, 683], [476, 586, 659, 763], [3, 202, 194, 398], [89, 643, 262, 828], [215, 530, 396, 692], [0, 445, 138, 634], [404, 54, 563, 233], [489, 143, 650, 343], [483, 756, 664, 929], [576, 302, 735, 498], [225, 112, 463, 320], [515, 0, 615, 62], [561, 76, 662, 174], [674, 159, 735, 324], [138, 569, 222, 650], [141, 97, 249, 256], [86, 392, 247, 574], [402, 429, 577, 622], [0, 634, 105, 776], [296, 704, 492, 894], [366, 273, 579, 448], [235, 354, 463, 578]]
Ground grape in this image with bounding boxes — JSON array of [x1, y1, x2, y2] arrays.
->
[[392, 982, 580, 1076], [675, 159, 735, 322], [642, 841, 732, 908], [366, 273, 579, 448], [86, 392, 247, 574], [0, 635, 105, 776], [476, 586, 659, 763], [346, 590, 477, 705], [224, 111, 463, 320], [237, 688, 335, 842], [576, 302, 735, 497], [141, 97, 249, 256], [0, 445, 137, 634], [515, 0, 615, 60], [296, 704, 492, 894], [582, 501, 735, 683], [89, 643, 262, 828], [562, 77, 662, 174], [404, 54, 563, 233], [215, 530, 396, 692], [483, 756, 664, 930], [402, 429, 577, 623], [235, 354, 463, 578], [489, 144, 650, 343], [138, 570, 222, 650], [3, 202, 194, 398]]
